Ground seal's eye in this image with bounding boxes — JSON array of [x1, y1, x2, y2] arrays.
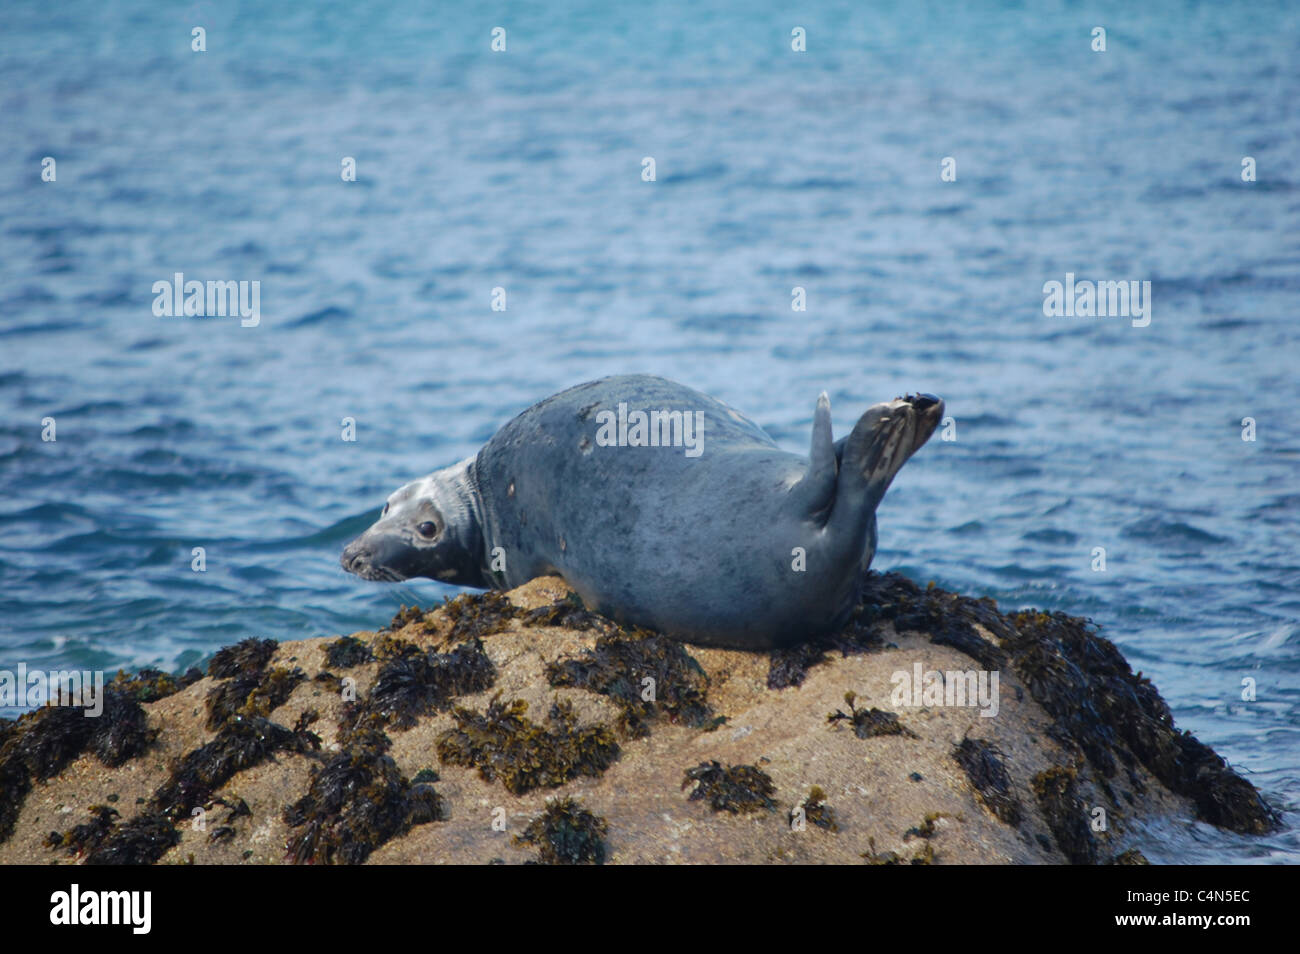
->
[[417, 521, 438, 538], [382, 503, 390, 516]]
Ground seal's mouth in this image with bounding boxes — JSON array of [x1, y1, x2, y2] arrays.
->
[[900, 392, 944, 451], [341, 537, 411, 582], [882, 391, 945, 461]]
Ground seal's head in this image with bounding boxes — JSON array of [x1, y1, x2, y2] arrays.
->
[[868, 392, 945, 484], [340, 457, 485, 586]]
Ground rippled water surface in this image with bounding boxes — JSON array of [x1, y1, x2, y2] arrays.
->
[[1, 1, 1297, 862]]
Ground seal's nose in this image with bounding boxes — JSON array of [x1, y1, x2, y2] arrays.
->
[[340, 540, 365, 573], [909, 393, 941, 411]]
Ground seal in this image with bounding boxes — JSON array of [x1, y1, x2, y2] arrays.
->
[[341, 375, 943, 649]]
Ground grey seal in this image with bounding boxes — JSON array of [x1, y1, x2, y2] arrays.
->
[[341, 374, 943, 649]]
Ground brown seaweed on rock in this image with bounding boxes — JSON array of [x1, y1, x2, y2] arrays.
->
[[546, 629, 718, 737], [1032, 766, 1098, 865], [284, 714, 445, 865], [859, 572, 1009, 670], [437, 695, 620, 795], [0, 682, 157, 844], [1007, 610, 1277, 835], [515, 797, 609, 865], [363, 638, 496, 729], [208, 638, 278, 678], [323, 635, 374, 669], [953, 737, 1022, 826], [682, 760, 776, 814], [441, 591, 521, 642], [827, 691, 915, 739]]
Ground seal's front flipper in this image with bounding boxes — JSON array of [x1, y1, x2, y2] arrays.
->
[[791, 391, 839, 522]]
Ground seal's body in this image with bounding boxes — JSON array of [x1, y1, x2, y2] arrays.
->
[[342, 375, 942, 649]]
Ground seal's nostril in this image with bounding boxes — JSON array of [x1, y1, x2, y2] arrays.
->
[[909, 393, 941, 410]]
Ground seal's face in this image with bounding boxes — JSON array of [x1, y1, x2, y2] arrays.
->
[[340, 459, 482, 585]]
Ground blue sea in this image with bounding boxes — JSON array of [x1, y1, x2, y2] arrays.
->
[[1, 1, 1297, 863]]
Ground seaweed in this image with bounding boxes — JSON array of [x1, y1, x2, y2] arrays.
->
[[521, 593, 605, 631], [515, 797, 609, 865], [437, 695, 620, 795], [324, 635, 375, 669], [827, 691, 916, 739], [216, 796, 251, 823], [153, 712, 321, 821], [365, 639, 496, 729], [768, 643, 833, 691], [83, 811, 182, 866], [4, 686, 155, 779], [1032, 766, 1098, 865], [441, 591, 520, 642], [205, 666, 305, 730], [862, 840, 904, 865], [546, 629, 717, 738], [388, 605, 428, 632], [208, 638, 278, 678], [0, 682, 157, 844], [904, 811, 952, 840], [953, 737, 1022, 826], [1112, 848, 1150, 865], [46, 804, 120, 856], [682, 760, 776, 814], [1007, 610, 1277, 834], [766, 600, 890, 690], [110, 667, 203, 703], [862, 828, 936, 865], [791, 785, 838, 832], [859, 573, 1008, 670], [284, 716, 445, 865]]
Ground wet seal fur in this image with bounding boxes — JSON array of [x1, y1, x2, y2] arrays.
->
[[342, 375, 943, 649]]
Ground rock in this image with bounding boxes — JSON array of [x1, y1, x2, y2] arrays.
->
[[0, 574, 1276, 864]]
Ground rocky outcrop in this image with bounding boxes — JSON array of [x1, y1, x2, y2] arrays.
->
[[0, 574, 1276, 864]]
